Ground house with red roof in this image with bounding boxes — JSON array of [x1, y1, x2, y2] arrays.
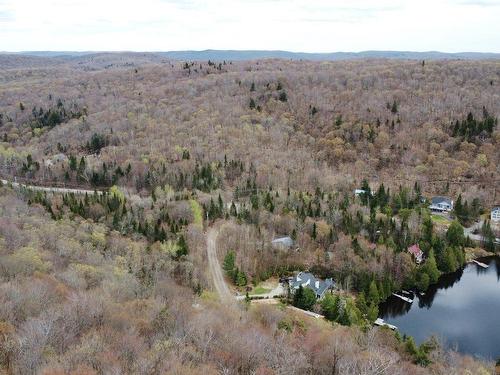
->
[[408, 244, 424, 264]]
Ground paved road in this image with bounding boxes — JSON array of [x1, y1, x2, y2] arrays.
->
[[1, 179, 103, 195], [206, 228, 234, 305]]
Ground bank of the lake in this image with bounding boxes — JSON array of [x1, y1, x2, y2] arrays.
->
[[379, 256, 500, 360]]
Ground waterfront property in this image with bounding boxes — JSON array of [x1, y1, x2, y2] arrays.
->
[[408, 243, 424, 264], [379, 257, 500, 359], [289, 272, 335, 299]]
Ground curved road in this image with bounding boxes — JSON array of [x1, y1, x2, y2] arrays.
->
[[206, 228, 234, 304]]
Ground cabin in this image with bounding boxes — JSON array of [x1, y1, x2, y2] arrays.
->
[[271, 236, 294, 250], [429, 196, 453, 212], [289, 272, 335, 299], [491, 206, 500, 222], [408, 244, 424, 264]]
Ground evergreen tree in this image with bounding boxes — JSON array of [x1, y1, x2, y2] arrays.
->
[[321, 294, 339, 321], [311, 222, 317, 240], [367, 302, 379, 322], [422, 250, 440, 284], [368, 280, 380, 304], [446, 220, 464, 248], [176, 235, 188, 258], [356, 291, 368, 316], [405, 336, 419, 357], [416, 272, 430, 291], [481, 220, 496, 252], [236, 270, 247, 286], [359, 179, 371, 206], [223, 251, 236, 272], [230, 201, 237, 216], [391, 100, 398, 114], [293, 285, 316, 310]]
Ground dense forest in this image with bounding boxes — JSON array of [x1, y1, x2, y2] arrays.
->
[[0, 53, 498, 374]]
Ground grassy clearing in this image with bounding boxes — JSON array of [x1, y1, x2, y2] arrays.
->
[[190, 199, 203, 229], [250, 286, 272, 295], [200, 290, 218, 302], [431, 214, 451, 225]]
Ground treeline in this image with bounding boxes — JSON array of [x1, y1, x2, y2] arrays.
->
[[223, 250, 248, 287], [26, 187, 191, 258], [28, 99, 86, 130], [452, 110, 497, 141], [453, 193, 483, 226]]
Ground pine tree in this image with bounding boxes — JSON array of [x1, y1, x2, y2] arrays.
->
[[405, 336, 418, 357], [391, 100, 398, 114], [236, 270, 247, 286], [230, 201, 237, 216], [422, 250, 440, 283], [367, 302, 379, 322], [223, 250, 236, 272], [446, 221, 464, 248], [278, 91, 288, 102], [368, 280, 380, 304], [176, 235, 188, 258], [321, 294, 339, 321], [356, 291, 368, 316]]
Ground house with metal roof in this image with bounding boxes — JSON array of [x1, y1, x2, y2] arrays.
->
[[289, 272, 335, 299], [429, 196, 453, 212], [271, 236, 294, 250], [408, 244, 424, 264]]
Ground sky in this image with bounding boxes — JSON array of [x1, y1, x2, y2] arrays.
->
[[1, 0, 499, 52]]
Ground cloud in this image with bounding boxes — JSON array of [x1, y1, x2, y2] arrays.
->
[[0, 0, 499, 52], [0, 0, 13, 22], [0, 10, 13, 21], [457, 0, 500, 5]]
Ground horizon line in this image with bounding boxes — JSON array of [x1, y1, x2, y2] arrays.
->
[[2, 49, 500, 54]]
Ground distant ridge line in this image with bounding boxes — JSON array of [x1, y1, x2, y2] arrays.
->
[[2, 50, 500, 61]]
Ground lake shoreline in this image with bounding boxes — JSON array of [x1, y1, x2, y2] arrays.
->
[[379, 255, 500, 359]]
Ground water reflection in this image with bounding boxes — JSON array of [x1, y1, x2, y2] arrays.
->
[[379, 256, 500, 359]]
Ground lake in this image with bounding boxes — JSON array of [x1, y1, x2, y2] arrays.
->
[[379, 256, 500, 360]]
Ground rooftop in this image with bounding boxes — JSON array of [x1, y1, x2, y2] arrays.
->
[[290, 272, 335, 297]]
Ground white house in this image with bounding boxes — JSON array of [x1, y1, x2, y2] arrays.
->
[[429, 196, 453, 212], [491, 206, 500, 222]]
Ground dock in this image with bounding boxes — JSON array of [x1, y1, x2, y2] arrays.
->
[[392, 293, 413, 303], [472, 260, 489, 269], [374, 318, 397, 330]]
